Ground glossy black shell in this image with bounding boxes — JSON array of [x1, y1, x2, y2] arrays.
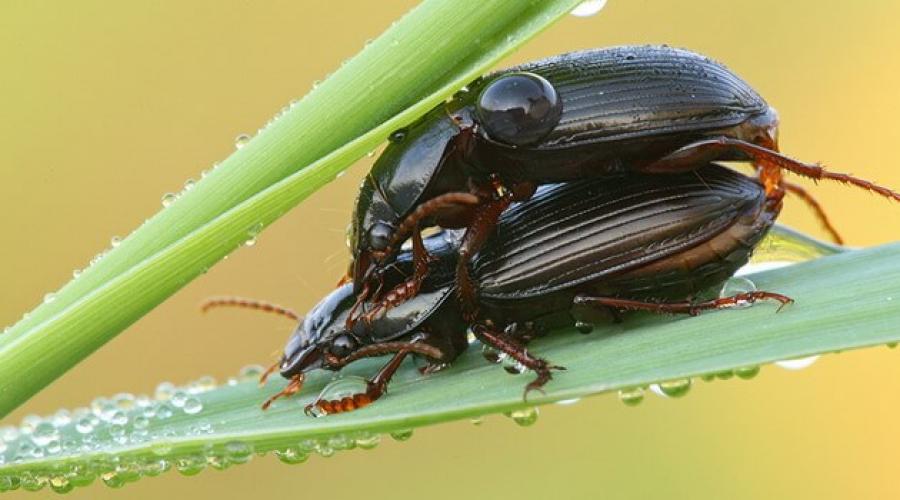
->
[[473, 166, 766, 298], [500, 45, 767, 148], [352, 45, 773, 260]]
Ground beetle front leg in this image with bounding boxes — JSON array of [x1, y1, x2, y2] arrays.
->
[[574, 291, 794, 317], [472, 324, 564, 398], [457, 188, 515, 320], [307, 340, 447, 416], [359, 227, 433, 324]]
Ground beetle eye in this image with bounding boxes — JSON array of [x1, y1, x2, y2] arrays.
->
[[475, 72, 562, 146], [330, 334, 358, 358], [367, 222, 393, 251]]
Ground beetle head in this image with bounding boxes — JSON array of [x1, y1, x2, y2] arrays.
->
[[349, 103, 475, 290], [279, 284, 366, 379]]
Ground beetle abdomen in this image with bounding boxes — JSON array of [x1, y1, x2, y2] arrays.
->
[[473, 164, 767, 299], [510, 45, 769, 148]]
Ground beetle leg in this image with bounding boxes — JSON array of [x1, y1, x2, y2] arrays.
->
[[306, 341, 446, 416], [781, 181, 844, 245], [359, 227, 433, 324], [574, 291, 794, 316], [261, 374, 304, 410], [641, 137, 900, 203], [200, 296, 300, 322], [457, 188, 515, 320], [382, 192, 481, 260], [472, 324, 564, 399]]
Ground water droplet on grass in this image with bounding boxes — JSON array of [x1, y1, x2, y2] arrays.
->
[[618, 387, 645, 406], [571, 0, 606, 17], [389, 429, 413, 441], [234, 134, 251, 149], [775, 355, 819, 370], [505, 407, 539, 427]]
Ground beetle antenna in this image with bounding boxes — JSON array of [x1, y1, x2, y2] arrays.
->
[[201, 296, 300, 322]]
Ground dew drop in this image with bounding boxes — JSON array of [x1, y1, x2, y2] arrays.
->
[[161, 192, 177, 207], [575, 321, 594, 334], [556, 398, 581, 406], [42, 293, 56, 304], [734, 365, 760, 379], [183, 178, 196, 191], [570, 0, 607, 17], [354, 432, 381, 450], [170, 390, 188, 408], [110, 235, 122, 248], [388, 129, 407, 143], [389, 429, 413, 441], [505, 407, 539, 427], [654, 378, 692, 398], [244, 222, 264, 247], [234, 133, 251, 149], [72, 268, 83, 278], [182, 398, 203, 415], [156, 403, 174, 419], [315, 375, 368, 405], [238, 365, 264, 381], [75, 418, 94, 434], [775, 355, 819, 370], [49, 475, 72, 494], [719, 276, 757, 307], [224, 441, 253, 464], [174, 454, 206, 476], [469, 416, 484, 426], [275, 446, 309, 465]]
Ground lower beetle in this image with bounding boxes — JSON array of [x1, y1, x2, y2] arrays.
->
[[208, 163, 791, 414], [347, 45, 899, 325]]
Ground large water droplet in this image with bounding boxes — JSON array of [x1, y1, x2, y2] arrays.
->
[[389, 429, 413, 441], [570, 0, 607, 17], [652, 378, 692, 398], [30, 422, 59, 446], [182, 398, 203, 415], [234, 133, 251, 149], [161, 192, 177, 208], [734, 365, 760, 379], [719, 276, 757, 307], [275, 446, 309, 465], [775, 355, 820, 370], [505, 407, 539, 427], [618, 386, 645, 406]]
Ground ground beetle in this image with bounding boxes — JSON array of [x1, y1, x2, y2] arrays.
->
[[207, 163, 790, 415], [348, 45, 899, 324]]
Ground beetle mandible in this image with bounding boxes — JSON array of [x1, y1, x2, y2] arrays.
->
[[347, 45, 900, 324]]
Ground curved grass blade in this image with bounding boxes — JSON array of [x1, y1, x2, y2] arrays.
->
[[0, 0, 587, 417], [1, 238, 898, 493]]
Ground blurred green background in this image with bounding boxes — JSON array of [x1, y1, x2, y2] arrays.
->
[[2, 1, 900, 498]]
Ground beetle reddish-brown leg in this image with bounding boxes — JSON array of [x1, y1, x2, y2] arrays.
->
[[642, 137, 900, 203], [381, 192, 482, 260], [457, 189, 515, 320], [359, 226, 433, 324], [574, 291, 794, 316], [305, 346, 424, 416], [781, 181, 844, 245], [472, 324, 564, 399], [261, 374, 304, 410], [200, 296, 300, 321]]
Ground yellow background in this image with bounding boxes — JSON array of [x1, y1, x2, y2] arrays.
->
[[2, 1, 900, 498]]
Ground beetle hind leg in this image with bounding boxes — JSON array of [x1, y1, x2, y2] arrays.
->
[[782, 181, 844, 244], [642, 136, 900, 204], [574, 291, 794, 317], [472, 324, 564, 399]]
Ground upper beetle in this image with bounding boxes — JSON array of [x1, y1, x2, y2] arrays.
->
[[349, 45, 899, 320]]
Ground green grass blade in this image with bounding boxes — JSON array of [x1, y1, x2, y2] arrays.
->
[[1, 237, 898, 493], [0, 0, 586, 417]]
